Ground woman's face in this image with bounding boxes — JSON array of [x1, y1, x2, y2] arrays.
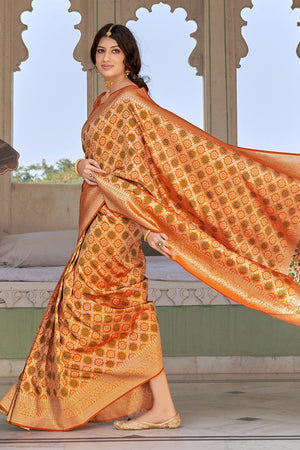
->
[[95, 37, 126, 80]]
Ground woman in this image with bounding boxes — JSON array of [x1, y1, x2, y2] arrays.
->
[[1, 23, 300, 431]]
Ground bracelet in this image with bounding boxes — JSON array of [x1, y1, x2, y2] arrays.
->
[[143, 230, 151, 242], [74, 159, 83, 176]]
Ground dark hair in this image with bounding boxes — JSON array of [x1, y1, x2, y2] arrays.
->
[[90, 23, 149, 92]]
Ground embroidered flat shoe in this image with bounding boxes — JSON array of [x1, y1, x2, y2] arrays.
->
[[114, 413, 181, 430]]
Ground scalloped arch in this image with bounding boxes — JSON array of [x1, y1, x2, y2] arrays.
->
[[238, 1, 300, 64], [234, 0, 253, 68], [0, 0, 33, 72], [120, 1, 204, 76]]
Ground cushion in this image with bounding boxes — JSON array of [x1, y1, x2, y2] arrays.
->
[[0, 230, 78, 267]]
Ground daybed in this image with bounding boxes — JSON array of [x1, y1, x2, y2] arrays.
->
[[0, 230, 233, 308]]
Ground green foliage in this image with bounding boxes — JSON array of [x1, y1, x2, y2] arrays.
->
[[13, 158, 80, 183]]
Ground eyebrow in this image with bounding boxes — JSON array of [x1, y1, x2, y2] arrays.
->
[[97, 45, 119, 49]]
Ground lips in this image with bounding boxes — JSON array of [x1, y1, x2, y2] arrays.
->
[[101, 65, 113, 70]]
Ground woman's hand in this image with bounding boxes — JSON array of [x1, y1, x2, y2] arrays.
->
[[77, 159, 107, 185], [145, 231, 171, 258]]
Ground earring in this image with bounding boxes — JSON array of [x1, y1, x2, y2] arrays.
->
[[125, 70, 130, 76], [95, 66, 99, 74]]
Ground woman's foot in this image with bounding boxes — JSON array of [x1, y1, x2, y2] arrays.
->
[[114, 369, 179, 430], [114, 412, 181, 430], [132, 407, 177, 424]]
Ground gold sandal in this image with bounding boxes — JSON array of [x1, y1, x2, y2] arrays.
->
[[114, 413, 181, 430]]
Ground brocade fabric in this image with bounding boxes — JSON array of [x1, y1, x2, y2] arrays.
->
[[0, 85, 299, 430], [83, 86, 300, 324]]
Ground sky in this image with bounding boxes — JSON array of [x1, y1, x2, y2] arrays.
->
[[237, 0, 300, 152], [13, 0, 300, 168]]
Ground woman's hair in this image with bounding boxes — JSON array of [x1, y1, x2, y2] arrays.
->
[[90, 23, 149, 92]]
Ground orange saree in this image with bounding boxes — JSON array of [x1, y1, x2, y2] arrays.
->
[[0, 204, 163, 430], [1, 85, 300, 430]]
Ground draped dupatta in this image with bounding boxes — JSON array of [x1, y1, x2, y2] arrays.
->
[[81, 85, 300, 326]]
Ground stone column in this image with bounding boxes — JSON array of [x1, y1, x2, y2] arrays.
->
[[0, 0, 32, 233], [203, 0, 252, 144]]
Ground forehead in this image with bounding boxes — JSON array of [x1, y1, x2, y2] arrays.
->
[[97, 37, 119, 48]]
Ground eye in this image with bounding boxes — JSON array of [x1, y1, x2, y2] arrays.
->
[[96, 48, 104, 53], [112, 49, 121, 54]]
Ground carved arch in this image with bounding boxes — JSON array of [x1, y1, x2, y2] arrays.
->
[[236, 0, 300, 63], [233, 0, 253, 68], [69, 0, 96, 72], [0, 0, 33, 143], [0, 0, 33, 72], [118, 0, 204, 77]]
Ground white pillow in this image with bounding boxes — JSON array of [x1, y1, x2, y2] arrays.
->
[[0, 230, 78, 267]]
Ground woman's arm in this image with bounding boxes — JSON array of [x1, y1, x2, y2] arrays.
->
[[76, 161, 172, 257]]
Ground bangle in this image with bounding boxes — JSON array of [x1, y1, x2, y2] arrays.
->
[[144, 230, 151, 242], [74, 159, 83, 176]]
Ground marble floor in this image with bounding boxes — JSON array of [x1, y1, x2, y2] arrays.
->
[[1, 373, 300, 449]]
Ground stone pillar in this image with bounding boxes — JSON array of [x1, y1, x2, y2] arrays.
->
[[0, 0, 32, 233], [203, 0, 252, 144]]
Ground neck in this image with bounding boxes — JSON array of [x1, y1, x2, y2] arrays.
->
[[104, 73, 128, 94]]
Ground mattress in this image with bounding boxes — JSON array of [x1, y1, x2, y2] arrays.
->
[[0, 256, 199, 282], [0, 255, 234, 307]]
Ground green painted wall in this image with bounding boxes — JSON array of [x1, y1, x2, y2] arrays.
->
[[158, 306, 300, 356], [1, 306, 300, 359]]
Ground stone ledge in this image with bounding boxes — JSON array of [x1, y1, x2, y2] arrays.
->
[[0, 280, 235, 308]]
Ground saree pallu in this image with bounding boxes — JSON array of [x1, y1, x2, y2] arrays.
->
[[1, 84, 300, 430], [0, 205, 163, 430], [81, 85, 300, 325]]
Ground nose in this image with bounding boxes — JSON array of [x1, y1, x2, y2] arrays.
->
[[103, 51, 110, 62]]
